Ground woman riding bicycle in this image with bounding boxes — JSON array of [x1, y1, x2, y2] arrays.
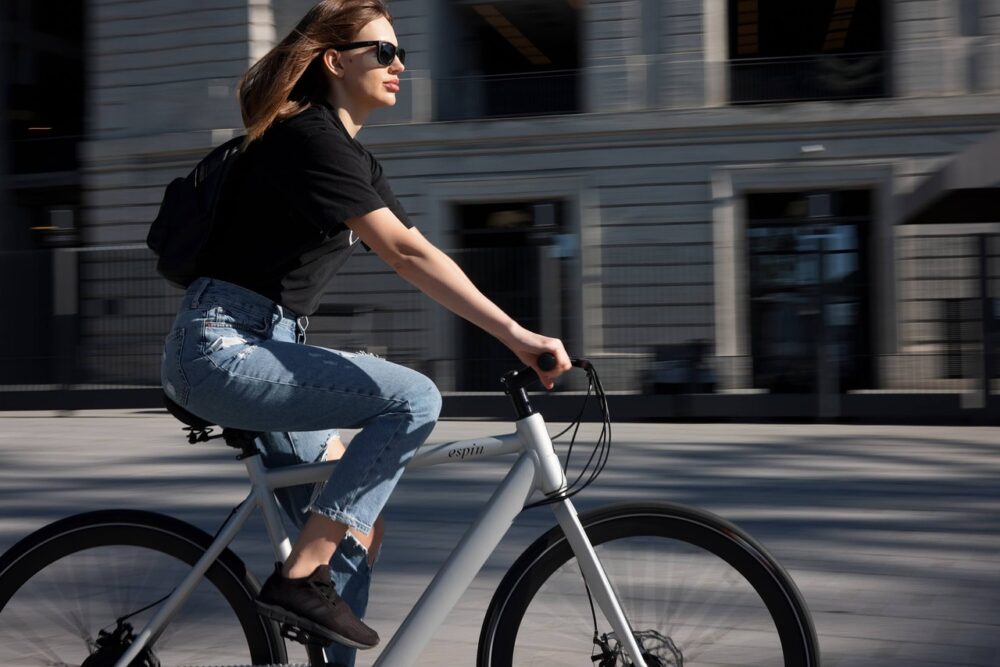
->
[[160, 1, 570, 665]]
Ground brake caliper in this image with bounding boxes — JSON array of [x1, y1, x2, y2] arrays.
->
[[80, 622, 160, 667], [595, 629, 683, 667]]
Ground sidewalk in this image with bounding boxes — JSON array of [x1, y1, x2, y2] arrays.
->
[[1, 411, 997, 666]]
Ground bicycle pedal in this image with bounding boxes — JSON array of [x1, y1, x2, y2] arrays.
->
[[280, 622, 332, 647]]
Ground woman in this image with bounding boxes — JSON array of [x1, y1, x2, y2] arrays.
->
[[160, 1, 571, 664]]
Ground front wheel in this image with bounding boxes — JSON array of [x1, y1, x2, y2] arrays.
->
[[0, 510, 287, 666], [478, 503, 819, 666]]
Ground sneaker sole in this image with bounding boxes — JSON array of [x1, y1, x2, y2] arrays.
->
[[255, 601, 379, 650]]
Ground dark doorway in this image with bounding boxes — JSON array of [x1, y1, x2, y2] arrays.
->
[[453, 201, 567, 390], [747, 190, 873, 393]]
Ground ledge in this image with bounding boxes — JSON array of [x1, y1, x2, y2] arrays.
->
[[79, 94, 1000, 162], [1, 388, 995, 424]]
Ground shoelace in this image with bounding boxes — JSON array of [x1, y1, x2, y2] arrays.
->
[[308, 578, 340, 607]]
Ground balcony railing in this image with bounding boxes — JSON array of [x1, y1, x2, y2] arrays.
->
[[436, 70, 580, 121], [730, 51, 889, 104]]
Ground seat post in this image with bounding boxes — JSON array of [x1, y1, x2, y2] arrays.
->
[[222, 429, 261, 460], [241, 442, 294, 562]]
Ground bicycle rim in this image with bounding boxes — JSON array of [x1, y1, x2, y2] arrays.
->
[[482, 504, 816, 666], [0, 513, 283, 667]]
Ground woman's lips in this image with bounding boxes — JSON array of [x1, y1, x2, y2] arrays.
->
[[384, 81, 400, 92]]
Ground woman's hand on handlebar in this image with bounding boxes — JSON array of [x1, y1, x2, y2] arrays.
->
[[503, 325, 572, 390]]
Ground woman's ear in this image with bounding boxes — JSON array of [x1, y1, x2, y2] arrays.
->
[[322, 48, 344, 78]]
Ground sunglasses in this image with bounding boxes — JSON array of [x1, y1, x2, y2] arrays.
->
[[333, 40, 406, 66]]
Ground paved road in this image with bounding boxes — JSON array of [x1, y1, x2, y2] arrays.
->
[[0, 411, 997, 666]]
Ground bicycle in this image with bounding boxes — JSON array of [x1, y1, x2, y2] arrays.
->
[[0, 354, 819, 666]]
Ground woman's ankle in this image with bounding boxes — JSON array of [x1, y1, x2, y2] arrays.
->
[[284, 556, 329, 579]]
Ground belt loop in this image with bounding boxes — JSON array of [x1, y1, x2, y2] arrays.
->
[[265, 303, 283, 335], [296, 315, 309, 344], [190, 278, 210, 308]]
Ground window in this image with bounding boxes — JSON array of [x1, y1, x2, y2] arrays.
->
[[2, 0, 84, 250], [728, 0, 888, 103], [437, 1, 581, 120], [959, 0, 980, 37], [7, 1, 85, 174]]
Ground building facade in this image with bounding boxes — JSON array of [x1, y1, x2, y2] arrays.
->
[[4, 0, 999, 414]]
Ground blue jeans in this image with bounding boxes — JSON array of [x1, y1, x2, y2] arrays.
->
[[162, 277, 442, 666], [257, 431, 376, 667]]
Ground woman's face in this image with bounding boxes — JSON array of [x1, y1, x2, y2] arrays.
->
[[327, 17, 405, 111]]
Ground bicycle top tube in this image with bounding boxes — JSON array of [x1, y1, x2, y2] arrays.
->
[[262, 414, 547, 491]]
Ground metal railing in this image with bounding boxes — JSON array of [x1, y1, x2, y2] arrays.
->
[[890, 233, 999, 396], [729, 51, 889, 104], [1, 235, 996, 418], [435, 70, 580, 121]]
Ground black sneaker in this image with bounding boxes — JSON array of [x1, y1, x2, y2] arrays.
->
[[256, 562, 379, 649]]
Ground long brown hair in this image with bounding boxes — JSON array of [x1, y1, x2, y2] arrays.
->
[[238, 0, 392, 143]]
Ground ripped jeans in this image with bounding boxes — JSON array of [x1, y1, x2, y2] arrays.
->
[[259, 430, 378, 667], [161, 277, 442, 666]]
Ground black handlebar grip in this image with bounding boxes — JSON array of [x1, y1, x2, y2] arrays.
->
[[538, 353, 557, 372]]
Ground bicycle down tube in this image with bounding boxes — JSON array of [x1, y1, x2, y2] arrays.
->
[[115, 413, 648, 667]]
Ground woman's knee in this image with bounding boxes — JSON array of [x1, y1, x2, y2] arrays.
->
[[399, 372, 441, 423]]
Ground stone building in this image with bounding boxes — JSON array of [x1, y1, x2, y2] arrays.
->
[[3, 0, 999, 416]]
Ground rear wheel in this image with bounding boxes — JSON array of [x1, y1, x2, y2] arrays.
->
[[0, 510, 286, 666], [478, 503, 819, 666]]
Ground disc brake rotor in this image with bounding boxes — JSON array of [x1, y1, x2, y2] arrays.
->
[[597, 629, 683, 667]]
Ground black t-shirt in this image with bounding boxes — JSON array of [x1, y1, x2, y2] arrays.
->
[[205, 99, 411, 316]]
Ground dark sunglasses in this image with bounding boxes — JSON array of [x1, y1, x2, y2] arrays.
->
[[333, 40, 405, 66]]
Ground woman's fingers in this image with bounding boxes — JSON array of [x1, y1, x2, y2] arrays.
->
[[532, 340, 571, 389]]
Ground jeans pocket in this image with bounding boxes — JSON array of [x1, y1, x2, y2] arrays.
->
[[201, 325, 263, 372], [161, 327, 190, 405], [203, 304, 270, 334]]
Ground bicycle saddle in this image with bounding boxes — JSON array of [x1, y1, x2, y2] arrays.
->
[[162, 392, 215, 429]]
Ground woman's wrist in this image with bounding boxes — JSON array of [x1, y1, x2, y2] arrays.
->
[[496, 319, 523, 348]]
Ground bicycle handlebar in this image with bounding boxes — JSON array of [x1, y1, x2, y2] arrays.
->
[[502, 354, 592, 398], [538, 352, 557, 372]]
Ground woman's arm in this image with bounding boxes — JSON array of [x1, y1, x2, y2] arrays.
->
[[345, 208, 571, 388]]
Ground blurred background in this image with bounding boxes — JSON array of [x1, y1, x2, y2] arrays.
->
[[1, 0, 998, 421]]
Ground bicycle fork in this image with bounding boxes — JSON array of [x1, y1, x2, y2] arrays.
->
[[551, 498, 649, 667], [520, 414, 649, 667]]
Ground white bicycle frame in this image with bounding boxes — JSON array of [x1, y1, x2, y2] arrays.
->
[[115, 412, 647, 667]]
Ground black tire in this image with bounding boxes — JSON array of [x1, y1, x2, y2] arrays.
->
[[478, 503, 819, 666], [0, 509, 287, 666]]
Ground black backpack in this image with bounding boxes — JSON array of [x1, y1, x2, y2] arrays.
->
[[146, 135, 245, 288]]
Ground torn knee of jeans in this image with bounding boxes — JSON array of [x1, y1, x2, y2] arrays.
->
[[353, 349, 383, 359]]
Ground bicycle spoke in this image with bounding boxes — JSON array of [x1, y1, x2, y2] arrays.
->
[[510, 536, 786, 666], [0, 544, 256, 667]]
